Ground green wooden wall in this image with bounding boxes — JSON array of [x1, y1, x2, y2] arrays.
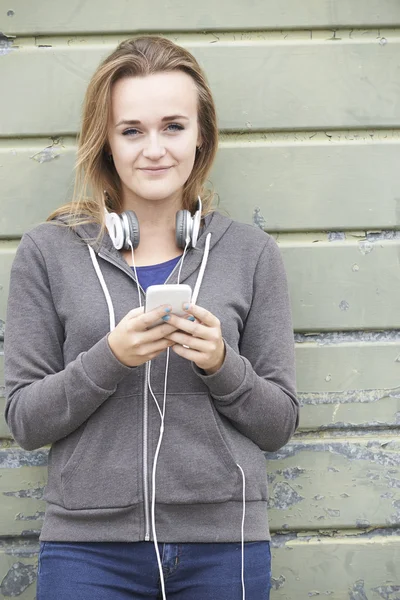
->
[[1, 1, 400, 598]]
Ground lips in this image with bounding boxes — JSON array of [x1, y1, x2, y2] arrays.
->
[[139, 166, 172, 171]]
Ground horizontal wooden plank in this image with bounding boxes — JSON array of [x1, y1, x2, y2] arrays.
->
[[2, 136, 400, 236], [0, 535, 400, 599], [281, 238, 400, 331], [2, 342, 400, 438], [1, 38, 400, 136], [1, 437, 400, 535], [3, 0, 400, 35], [2, 342, 400, 437], [1, 238, 399, 331], [271, 533, 400, 599], [267, 437, 400, 531]]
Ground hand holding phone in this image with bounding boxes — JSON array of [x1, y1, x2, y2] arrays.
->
[[145, 284, 192, 328]]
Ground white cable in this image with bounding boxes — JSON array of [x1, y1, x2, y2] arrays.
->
[[236, 463, 246, 600], [88, 246, 116, 331], [177, 238, 190, 284], [148, 349, 170, 600], [191, 233, 211, 305], [128, 240, 142, 308]]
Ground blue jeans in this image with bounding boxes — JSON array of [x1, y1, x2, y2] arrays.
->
[[37, 540, 271, 599]]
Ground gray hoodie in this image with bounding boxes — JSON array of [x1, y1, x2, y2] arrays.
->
[[5, 211, 298, 543]]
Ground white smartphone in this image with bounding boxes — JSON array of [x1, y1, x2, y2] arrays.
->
[[145, 284, 192, 327]]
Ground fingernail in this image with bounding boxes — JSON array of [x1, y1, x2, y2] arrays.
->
[[162, 315, 170, 321], [164, 307, 171, 313], [187, 315, 195, 322], [183, 303, 190, 310]]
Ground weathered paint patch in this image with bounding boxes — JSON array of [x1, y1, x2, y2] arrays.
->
[[328, 232, 346, 241], [0, 449, 48, 468], [15, 511, 45, 521], [252, 207, 267, 229], [299, 387, 400, 406], [0, 562, 36, 596], [371, 585, 400, 599], [349, 579, 368, 600], [3, 487, 44, 500], [268, 482, 305, 510], [339, 300, 350, 311], [30, 145, 61, 163], [267, 440, 400, 467], [0, 34, 14, 56], [271, 575, 286, 590], [275, 466, 305, 479], [295, 330, 400, 344]]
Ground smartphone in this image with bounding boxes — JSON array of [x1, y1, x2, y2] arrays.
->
[[145, 284, 192, 328]]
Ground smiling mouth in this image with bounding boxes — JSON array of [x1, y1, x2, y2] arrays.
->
[[139, 167, 172, 171]]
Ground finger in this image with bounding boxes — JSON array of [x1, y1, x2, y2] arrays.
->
[[166, 313, 209, 340], [139, 337, 175, 358], [140, 321, 178, 343], [166, 331, 209, 352], [126, 306, 145, 319], [182, 303, 220, 328], [130, 304, 173, 331], [170, 343, 201, 362]]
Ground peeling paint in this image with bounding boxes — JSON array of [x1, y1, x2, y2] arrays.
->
[[371, 585, 400, 599], [268, 482, 305, 510], [275, 467, 305, 480], [339, 300, 350, 311], [325, 508, 340, 518], [358, 240, 374, 255], [0, 562, 36, 596], [295, 330, 400, 345], [3, 487, 45, 500], [328, 232, 346, 242], [271, 575, 286, 590], [15, 511, 45, 521], [0, 33, 14, 56], [299, 387, 400, 405], [30, 145, 61, 163], [355, 519, 370, 528], [267, 440, 400, 467], [349, 579, 368, 600], [252, 207, 266, 229], [0, 449, 48, 468]]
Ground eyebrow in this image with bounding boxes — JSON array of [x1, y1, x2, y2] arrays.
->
[[116, 115, 190, 128]]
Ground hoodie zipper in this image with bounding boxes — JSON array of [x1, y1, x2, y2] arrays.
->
[[97, 249, 193, 542], [98, 251, 153, 541]]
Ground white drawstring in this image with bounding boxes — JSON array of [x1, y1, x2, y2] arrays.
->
[[237, 464, 246, 600], [191, 233, 211, 305], [88, 246, 116, 331]]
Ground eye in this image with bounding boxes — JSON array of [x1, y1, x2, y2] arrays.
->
[[166, 123, 184, 132], [122, 128, 140, 136]]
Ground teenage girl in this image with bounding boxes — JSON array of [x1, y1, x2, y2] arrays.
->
[[5, 36, 299, 600]]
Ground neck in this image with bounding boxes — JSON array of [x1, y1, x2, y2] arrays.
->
[[121, 193, 185, 267]]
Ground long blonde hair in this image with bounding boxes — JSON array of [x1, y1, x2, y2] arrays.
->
[[48, 36, 219, 229]]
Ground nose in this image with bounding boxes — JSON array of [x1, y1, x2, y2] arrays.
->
[[142, 133, 166, 160]]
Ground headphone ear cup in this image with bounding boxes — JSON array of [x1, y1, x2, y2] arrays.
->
[[121, 211, 140, 250], [176, 210, 191, 249]]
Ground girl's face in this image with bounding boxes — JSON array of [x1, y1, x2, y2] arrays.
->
[[107, 71, 202, 209]]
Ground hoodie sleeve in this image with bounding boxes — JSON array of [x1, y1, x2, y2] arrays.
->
[[193, 235, 299, 452], [4, 233, 134, 451]]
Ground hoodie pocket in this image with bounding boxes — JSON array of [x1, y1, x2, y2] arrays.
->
[[61, 396, 139, 510], [153, 393, 239, 504]]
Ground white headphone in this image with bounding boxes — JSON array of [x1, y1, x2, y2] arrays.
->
[[104, 197, 202, 251]]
